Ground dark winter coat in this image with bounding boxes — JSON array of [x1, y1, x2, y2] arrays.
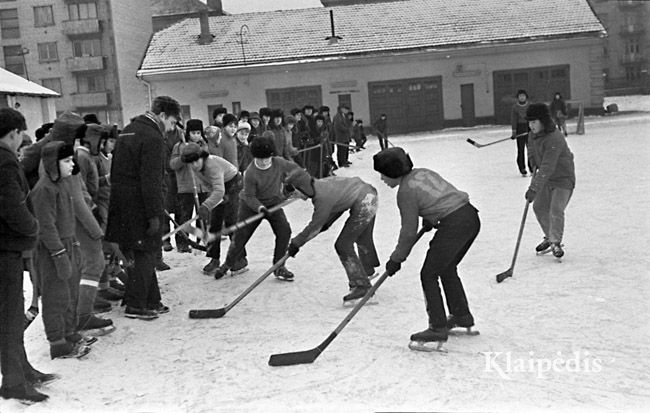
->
[[105, 112, 166, 251], [0, 140, 39, 252], [550, 98, 568, 118], [332, 113, 351, 143], [527, 129, 575, 192], [511, 101, 530, 131]]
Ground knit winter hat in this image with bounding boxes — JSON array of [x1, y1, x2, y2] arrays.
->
[[50, 111, 86, 145], [180, 142, 207, 163], [250, 135, 276, 158], [526, 103, 551, 121], [186, 119, 204, 132], [222, 113, 238, 127], [237, 121, 251, 132], [373, 147, 413, 179]]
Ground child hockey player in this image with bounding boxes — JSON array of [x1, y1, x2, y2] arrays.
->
[[284, 169, 379, 304], [180, 142, 243, 276], [30, 141, 92, 359], [374, 147, 480, 352], [524, 103, 575, 259], [214, 135, 299, 280], [511, 89, 531, 176]]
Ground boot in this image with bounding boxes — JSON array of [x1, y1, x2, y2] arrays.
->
[[49, 340, 91, 359], [93, 295, 112, 313], [26, 370, 60, 387], [230, 257, 249, 276], [551, 243, 564, 258], [202, 258, 220, 275], [124, 306, 159, 320], [155, 259, 171, 271], [77, 314, 115, 335], [213, 264, 230, 280], [446, 313, 474, 330], [410, 327, 448, 343], [343, 286, 370, 302], [535, 238, 552, 253], [162, 239, 173, 252], [0, 384, 48, 403], [274, 266, 294, 282]]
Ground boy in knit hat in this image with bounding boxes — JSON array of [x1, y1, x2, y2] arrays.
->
[[30, 141, 93, 359], [235, 121, 253, 173], [284, 169, 379, 304], [511, 89, 531, 176], [214, 135, 299, 280], [524, 103, 575, 259], [180, 143, 243, 276], [373, 147, 480, 351]]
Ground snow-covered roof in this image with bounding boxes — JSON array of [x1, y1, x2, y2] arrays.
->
[[138, 0, 605, 76], [0, 68, 60, 98]]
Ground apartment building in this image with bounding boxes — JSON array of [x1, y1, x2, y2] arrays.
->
[[588, 0, 649, 94], [0, 0, 152, 127]]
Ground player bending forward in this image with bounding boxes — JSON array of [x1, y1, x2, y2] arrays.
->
[[373, 147, 480, 352], [283, 168, 379, 304]]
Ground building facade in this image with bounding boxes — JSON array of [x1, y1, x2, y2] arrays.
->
[[138, 0, 606, 135], [587, 0, 649, 95], [0, 0, 152, 127]]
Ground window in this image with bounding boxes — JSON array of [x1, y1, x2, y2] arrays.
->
[[37, 42, 58, 62], [626, 38, 640, 55], [42, 78, 62, 94], [34, 6, 54, 27], [77, 74, 105, 93], [68, 2, 97, 20], [3, 45, 25, 75], [231, 102, 241, 116], [72, 38, 101, 57], [338, 94, 351, 110], [625, 67, 641, 81], [0, 8, 19, 39], [180, 105, 191, 122]]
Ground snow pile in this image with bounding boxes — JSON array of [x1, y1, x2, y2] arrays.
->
[[4, 108, 649, 413]]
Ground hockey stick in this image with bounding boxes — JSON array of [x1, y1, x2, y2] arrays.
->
[[268, 227, 428, 366], [496, 200, 531, 283], [164, 210, 207, 251], [161, 216, 199, 241], [189, 168, 208, 254], [466, 132, 528, 148], [188, 255, 289, 319]]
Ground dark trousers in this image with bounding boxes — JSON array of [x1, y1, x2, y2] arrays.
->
[[334, 188, 380, 288], [336, 141, 349, 167], [224, 200, 291, 267], [377, 132, 388, 150], [0, 251, 29, 387], [420, 203, 480, 328], [123, 249, 161, 309], [515, 123, 529, 173], [175, 192, 208, 249], [37, 240, 81, 342]]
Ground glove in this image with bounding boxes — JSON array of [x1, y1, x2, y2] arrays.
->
[[52, 253, 72, 281], [287, 242, 300, 257], [385, 259, 401, 276], [525, 188, 536, 203], [422, 219, 435, 232], [198, 204, 211, 223], [258, 206, 271, 218], [510, 131, 517, 140], [145, 217, 160, 237]]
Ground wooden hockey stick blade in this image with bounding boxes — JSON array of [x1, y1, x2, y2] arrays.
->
[[466, 138, 481, 147], [188, 308, 226, 319], [495, 267, 513, 283], [269, 333, 336, 366]]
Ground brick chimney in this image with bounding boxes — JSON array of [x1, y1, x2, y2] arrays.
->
[[198, 10, 212, 44], [207, 0, 223, 14]]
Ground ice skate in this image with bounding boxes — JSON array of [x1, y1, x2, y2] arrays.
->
[[535, 238, 552, 255], [408, 327, 448, 353], [274, 266, 294, 282], [77, 315, 116, 336], [551, 243, 564, 260], [446, 314, 480, 336], [230, 258, 249, 276], [342, 286, 377, 307]]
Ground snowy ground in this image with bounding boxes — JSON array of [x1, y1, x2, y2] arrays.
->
[[5, 100, 650, 413]]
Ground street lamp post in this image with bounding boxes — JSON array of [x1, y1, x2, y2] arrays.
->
[[18, 47, 30, 81]]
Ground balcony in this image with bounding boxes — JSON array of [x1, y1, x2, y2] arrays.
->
[[620, 25, 646, 36], [71, 91, 108, 108], [66, 56, 105, 72], [620, 54, 647, 65], [61, 19, 101, 36]]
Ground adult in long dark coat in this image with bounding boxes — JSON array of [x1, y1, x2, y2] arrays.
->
[[105, 96, 181, 320]]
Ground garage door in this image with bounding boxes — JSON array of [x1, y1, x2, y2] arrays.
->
[[266, 85, 322, 113], [493, 65, 571, 124], [368, 76, 443, 134]]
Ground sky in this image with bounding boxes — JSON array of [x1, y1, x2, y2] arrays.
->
[[202, 0, 323, 14]]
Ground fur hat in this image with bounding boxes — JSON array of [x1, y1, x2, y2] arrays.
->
[[516, 89, 528, 98], [259, 107, 271, 118], [212, 107, 227, 119], [50, 111, 86, 145], [250, 135, 276, 158], [83, 124, 104, 156], [237, 121, 251, 132], [302, 105, 314, 112], [319, 106, 330, 113], [315, 114, 325, 122], [239, 110, 250, 119], [526, 103, 551, 121], [222, 114, 238, 127], [249, 112, 261, 121], [270, 109, 283, 120], [284, 115, 296, 125], [284, 168, 314, 197], [35, 122, 54, 141], [41, 141, 74, 182], [83, 113, 100, 125], [373, 147, 413, 179], [186, 119, 204, 132], [181, 142, 208, 163], [290, 107, 302, 116]]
